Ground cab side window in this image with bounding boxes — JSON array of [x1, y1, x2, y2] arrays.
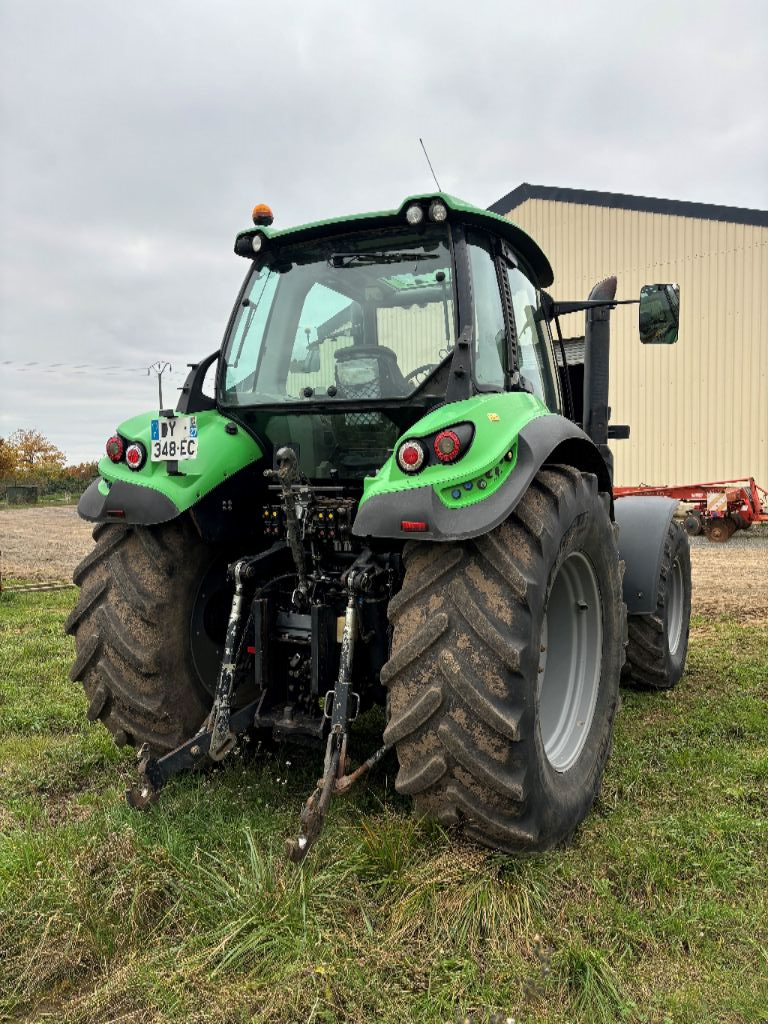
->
[[467, 235, 506, 390], [506, 265, 560, 411]]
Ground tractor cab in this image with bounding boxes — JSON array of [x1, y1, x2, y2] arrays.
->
[[218, 194, 561, 483]]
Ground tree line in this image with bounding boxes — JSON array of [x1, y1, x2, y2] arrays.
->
[[0, 429, 98, 498]]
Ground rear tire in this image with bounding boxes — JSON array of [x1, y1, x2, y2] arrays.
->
[[382, 466, 625, 853], [66, 516, 224, 753], [625, 519, 691, 690]]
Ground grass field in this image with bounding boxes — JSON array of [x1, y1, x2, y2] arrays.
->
[[1, 587, 766, 1024]]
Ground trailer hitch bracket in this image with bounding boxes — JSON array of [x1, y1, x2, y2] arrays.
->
[[285, 561, 388, 863]]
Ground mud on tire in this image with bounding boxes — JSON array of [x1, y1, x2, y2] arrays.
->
[[66, 516, 220, 754], [382, 466, 626, 853], [625, 518, 691, 690]]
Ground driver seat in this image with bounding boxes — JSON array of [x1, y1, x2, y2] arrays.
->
[[333, 346, 409, 401], [333, 345, 408, 429]]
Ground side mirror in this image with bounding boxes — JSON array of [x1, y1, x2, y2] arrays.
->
[[639, 283, 680, 344]]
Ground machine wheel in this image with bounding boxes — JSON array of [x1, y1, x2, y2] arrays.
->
[[684, 511, 703, 537], [704, 516, 737, 543], [382, 466, 625, 853], [66, 516, 228, 754], [625, 519, 691, 690]]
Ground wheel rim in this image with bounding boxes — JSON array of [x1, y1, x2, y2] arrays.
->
[[667, 557, 684, 656], [537, 551, 603, 772]]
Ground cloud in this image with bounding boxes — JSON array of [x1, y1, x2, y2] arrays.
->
[[1, 0, 766, 461]]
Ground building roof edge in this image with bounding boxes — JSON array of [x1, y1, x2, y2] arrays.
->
[[488, 183, 768, 229]]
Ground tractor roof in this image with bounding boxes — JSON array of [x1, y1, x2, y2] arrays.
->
[[234, 192, 554, 287]]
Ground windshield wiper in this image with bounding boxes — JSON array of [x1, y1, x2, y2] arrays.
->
[[328, 251, 438, 268]]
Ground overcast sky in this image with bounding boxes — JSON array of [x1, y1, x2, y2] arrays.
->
[[1, 0, 767, 463]]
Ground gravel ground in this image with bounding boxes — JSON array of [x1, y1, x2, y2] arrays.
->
[[1, 506, 767, 620], [687, 528, 768, 620], [0, 506, 94, 584]]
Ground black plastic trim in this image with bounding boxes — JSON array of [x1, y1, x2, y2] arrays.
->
[[78, 478, 180, 526], [397, 421, 475, 475], [488, 182, 768, 229], [614, 495, 678, 615], [177, 350, 219, 413], [445, 223, 474, 403], [352, 415, 610, 543]]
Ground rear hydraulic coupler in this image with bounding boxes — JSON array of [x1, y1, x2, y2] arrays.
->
[[264, 446, 309, 606]]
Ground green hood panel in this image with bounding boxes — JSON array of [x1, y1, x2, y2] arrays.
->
[[96, 409, 263, 512], [359, 392, 550, 510]]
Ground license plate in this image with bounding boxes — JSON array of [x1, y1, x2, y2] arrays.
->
[[150, 415, 198, 461]]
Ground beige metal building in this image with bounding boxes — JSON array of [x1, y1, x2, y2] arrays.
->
[[489, 185, 768, 487]]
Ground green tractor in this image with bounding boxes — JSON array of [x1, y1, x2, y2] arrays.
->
[[67, 193, 691, 859]]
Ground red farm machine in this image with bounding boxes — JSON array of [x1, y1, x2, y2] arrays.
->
[[614, 477, 768, 542]]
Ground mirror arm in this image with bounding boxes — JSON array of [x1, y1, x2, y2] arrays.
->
[[550, 298, 638, 318]]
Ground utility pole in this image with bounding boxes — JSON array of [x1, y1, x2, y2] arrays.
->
[[147, 361, 172, 411]]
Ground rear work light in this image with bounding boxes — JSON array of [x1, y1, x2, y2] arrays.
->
[[125, 442, 146, 471], [429, 199, 448, 222], [434, 429, 461, 463], [397, 439, 426, 473], [106, 435, 124, 463], [405, 203, 424, 226]]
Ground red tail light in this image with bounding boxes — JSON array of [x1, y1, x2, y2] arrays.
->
[[401, 520, 429, 532], [125, 442, 146, 471], [434, 429, 461, 463], [397, 439, 426, 473], [106, 435, 124, 463]]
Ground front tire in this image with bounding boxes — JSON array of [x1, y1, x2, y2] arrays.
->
[[382, 466, 625, 853], [625, 519, 691, 689], [66, 516, 225, 753]]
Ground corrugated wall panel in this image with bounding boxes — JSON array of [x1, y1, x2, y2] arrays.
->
[[506, 199, 768, 487]]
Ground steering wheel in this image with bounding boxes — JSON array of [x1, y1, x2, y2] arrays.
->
[[404, 363, 439, 386]]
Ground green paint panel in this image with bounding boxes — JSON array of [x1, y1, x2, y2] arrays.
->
[[360, 392, 550, 509], [436, 440, 519, 509], [97, 409, 263, 513]]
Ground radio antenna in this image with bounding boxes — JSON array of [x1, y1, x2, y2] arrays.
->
[[419, 138, 442, 192]]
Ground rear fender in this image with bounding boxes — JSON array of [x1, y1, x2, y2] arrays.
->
[[353, 397, 611, 542], [78, 408, 263, 527], [614, 495, 678, 614]]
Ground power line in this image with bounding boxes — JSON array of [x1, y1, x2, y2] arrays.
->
[[0, 359, 188, 378]]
